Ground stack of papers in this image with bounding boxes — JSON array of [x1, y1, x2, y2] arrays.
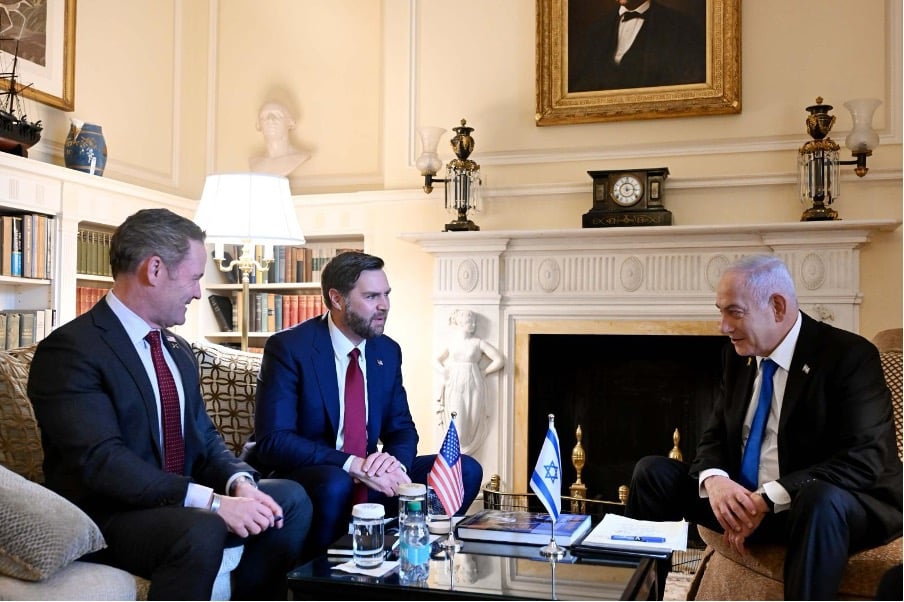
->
[[576, 514, 688, 555]]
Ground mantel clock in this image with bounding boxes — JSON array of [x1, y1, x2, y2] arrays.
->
[[582, 168, 671, 228]]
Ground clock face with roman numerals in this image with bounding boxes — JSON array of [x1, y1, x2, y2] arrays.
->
[[611, 175, 644, 207]]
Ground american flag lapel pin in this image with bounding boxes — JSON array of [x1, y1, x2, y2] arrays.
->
[[165, 335, 179, 350], [802, 364, 810, 374]]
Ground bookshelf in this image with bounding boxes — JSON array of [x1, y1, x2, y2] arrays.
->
[[1, 151, 199, 341], [75, 222, 114, 317], [202, 236, 364, 350]]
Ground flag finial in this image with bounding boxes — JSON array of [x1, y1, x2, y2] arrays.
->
[[547, 413, 555, 425]]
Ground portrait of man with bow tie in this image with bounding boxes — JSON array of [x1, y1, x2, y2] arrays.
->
[[567, 0, 707, 93]]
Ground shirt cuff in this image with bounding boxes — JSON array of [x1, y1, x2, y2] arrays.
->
[[761, 481, 791, 513], [186, 483, 214, 508], [698, 468, 729, 497]]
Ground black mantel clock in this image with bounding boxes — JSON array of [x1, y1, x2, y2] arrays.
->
[[582, 167, 671, 228]]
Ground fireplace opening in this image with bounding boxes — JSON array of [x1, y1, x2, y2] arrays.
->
[[527, 333, 727, 502]]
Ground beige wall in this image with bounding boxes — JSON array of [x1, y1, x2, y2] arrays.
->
[[21, 0, 902, 452]]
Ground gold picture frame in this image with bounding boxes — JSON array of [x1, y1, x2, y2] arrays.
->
[[0, 0, 77, 111], [536, 0, 740, 126]]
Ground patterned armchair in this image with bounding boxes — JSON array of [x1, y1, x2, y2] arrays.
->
[[689, 328, 903, 600]]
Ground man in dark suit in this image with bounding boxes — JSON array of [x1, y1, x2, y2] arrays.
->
[[28, 209, 312, 600], [249, 251, 483, 557], [625, 254, 902, 599], [568, 0, 706, 92]]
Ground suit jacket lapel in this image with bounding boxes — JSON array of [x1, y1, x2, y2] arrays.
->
[[779, 315, 817, 433], [364, 338, 384, 449], [313, 316, 342, 438], [92, 300, 166, 458]]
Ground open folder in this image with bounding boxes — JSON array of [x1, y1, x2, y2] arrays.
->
[[571, 514, 688, 558]]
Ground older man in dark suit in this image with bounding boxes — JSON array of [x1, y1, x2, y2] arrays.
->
[[28, 209, 312, 600], [625, 254, 902, 600], [569, 0, 706, 92]]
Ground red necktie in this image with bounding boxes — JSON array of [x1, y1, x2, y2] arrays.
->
[[343, 348, 368, 503], [146, 331, 184, 473]]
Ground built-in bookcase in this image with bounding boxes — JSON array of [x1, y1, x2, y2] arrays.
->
[[202, 236, 364, 351]]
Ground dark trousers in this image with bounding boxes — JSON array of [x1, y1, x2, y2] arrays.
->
[[626, 456, 880, 600], [282, 453, 483, 560], [87, 478, 311, 600]]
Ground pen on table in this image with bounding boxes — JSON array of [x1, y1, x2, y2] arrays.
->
[[611, 535, 666, 543]]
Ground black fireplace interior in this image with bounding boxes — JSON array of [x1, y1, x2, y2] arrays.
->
[[527, 333, 727, 503]]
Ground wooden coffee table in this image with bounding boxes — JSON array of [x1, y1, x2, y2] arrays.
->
[[287, 539, 664, 600]]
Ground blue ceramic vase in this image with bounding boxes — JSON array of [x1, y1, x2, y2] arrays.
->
[[64, 120, 107, 176]]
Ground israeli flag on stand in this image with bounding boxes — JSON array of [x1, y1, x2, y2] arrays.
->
[[530, 414, 561, 522]]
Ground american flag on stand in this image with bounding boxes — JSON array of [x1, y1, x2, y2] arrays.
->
[[428, 419, 464, 516]]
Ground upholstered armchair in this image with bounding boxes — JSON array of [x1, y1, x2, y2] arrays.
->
[[689, 328, 903, 600]]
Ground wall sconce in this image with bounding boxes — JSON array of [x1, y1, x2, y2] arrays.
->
[[798, 96, 881, 221], [194, 173, 305, 351], [416, 119, 482, 231]]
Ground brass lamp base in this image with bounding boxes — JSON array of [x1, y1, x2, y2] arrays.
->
[[801, 202, 839, 222], [444, 219, 480, 232]]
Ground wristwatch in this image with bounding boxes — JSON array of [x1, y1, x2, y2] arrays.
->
[[759, 492, 775, 513], [230, 475, 258, 496]]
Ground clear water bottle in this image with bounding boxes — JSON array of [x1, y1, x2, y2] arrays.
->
[[398, 499, 430, 585]]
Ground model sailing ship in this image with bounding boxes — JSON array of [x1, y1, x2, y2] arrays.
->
[[0, 40, 42, 156]]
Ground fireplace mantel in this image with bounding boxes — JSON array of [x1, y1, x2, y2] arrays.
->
[[401, 220, 900, 490]]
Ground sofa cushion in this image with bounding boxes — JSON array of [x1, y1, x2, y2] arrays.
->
[[192, 341, 261, 456], [0, 561, 137, 600], [0, 465, 106, 581], [0, 345, 43, 482]]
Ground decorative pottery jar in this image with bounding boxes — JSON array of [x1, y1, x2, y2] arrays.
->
[[64, 119, 107, 176]]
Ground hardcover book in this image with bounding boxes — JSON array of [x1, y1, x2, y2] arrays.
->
[[455, 509, 591, 547], [208, 294, 233, 332]]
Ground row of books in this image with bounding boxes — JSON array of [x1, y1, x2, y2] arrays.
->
[[76, 286, 110, 317], [0, 309, 54, 350], [217, 244, 363, 285], [0, 212, 55, 279], [76, 227, 113, 277], [208, 292, 327, 333]]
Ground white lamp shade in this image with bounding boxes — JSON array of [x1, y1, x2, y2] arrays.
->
[[194, 173, 305, 245]]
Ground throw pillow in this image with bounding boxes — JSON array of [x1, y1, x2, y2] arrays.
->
[[192, 341, 262, 456], [0, 346, 44, 482], [0, 465, 106, 581]]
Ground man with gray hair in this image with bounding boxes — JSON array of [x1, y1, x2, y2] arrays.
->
[[626, 254, 902, 599]]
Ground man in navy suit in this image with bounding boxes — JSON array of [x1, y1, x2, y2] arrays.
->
[[28, 209, 312, 600], [625, 254, 902, 599], [568, 0, 706, 92], [249, 251, 483, 557]]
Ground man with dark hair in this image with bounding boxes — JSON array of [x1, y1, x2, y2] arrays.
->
[[249, 250, 484, 558], [568, 0, 706, 92], [626, 254, 902, 600], [28, 208, 312, 600]]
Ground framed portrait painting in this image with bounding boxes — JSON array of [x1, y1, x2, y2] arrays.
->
[[0, 0, 76, 111], [536, 0, 740, 126]]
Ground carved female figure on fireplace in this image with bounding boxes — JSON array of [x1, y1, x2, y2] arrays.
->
[[435, 309, 504, 454]]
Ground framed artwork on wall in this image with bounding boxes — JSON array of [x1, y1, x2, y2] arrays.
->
[[0, 0, 76, 111], [536, 0, 740, 126]]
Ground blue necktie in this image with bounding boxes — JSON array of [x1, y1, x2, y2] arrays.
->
[[739, 359, 778, 490]]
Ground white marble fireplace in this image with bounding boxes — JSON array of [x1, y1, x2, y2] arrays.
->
[[401, 220, 899, 496]]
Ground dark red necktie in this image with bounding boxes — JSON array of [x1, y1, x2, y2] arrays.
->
[[343, 348, 368, 504], [146, 331, 184, 473]]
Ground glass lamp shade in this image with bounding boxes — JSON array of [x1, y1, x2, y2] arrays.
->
[[843, 98, 881, 153], [415, 127, 446, 175], [194, 172, 305, 255], [798, 147, 840, 206]]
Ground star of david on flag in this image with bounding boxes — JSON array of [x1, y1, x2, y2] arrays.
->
[[428, 418, 464, 516], [530, 415, 561, 521]]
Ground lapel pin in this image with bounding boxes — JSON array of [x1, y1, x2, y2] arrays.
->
[[165, 335, 179, 349], [747, 357, 752, 367], [802, 364, 810, 374], [377, 359, 383, 366]]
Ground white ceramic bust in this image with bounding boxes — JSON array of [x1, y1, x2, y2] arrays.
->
[[249, 101, 310, 176]]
